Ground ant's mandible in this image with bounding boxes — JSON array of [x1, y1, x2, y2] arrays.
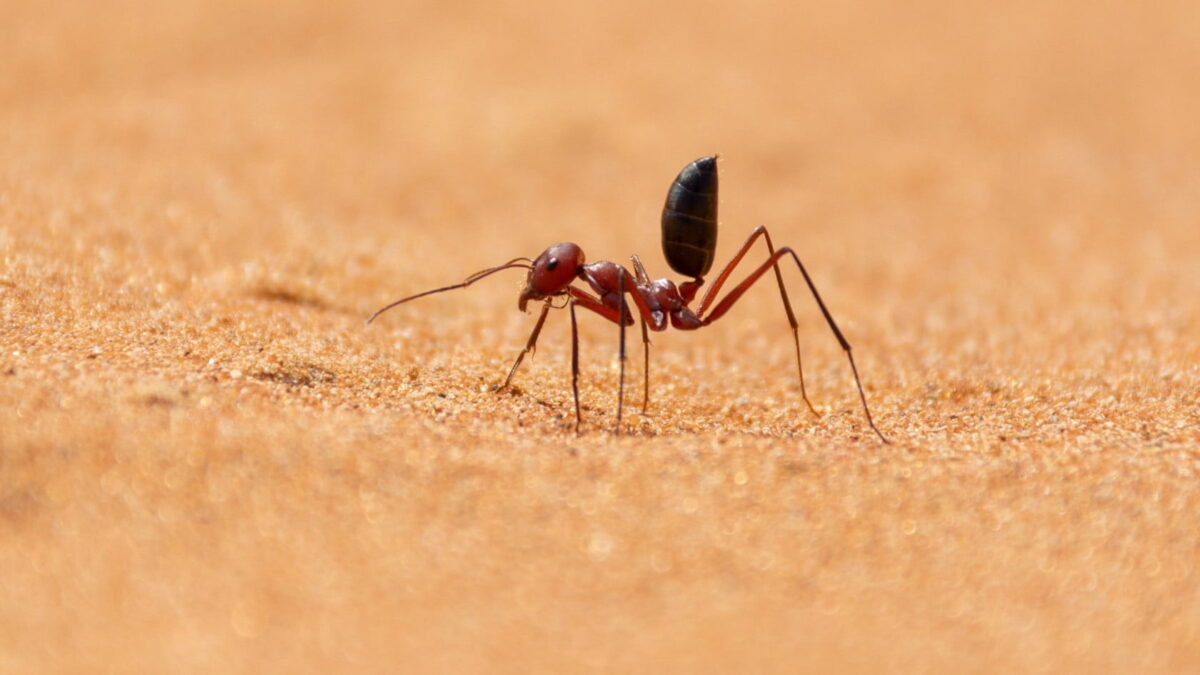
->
[[369, 156, 889, 443]]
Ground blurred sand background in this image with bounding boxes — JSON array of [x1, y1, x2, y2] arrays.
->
[[2, 0, 1199, 672]]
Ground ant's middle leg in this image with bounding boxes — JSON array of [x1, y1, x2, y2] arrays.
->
[[696, 225, 819, 416], [498, 299, 552, 392], [639, 318, 650, 414], [568, 284, 660, 433], [569, 298, 582, 432], [616, 272, 627, 434], [630, 255, 653, 413]]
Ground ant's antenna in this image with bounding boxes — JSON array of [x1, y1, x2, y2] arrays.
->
[[367, 258, 532, 325]]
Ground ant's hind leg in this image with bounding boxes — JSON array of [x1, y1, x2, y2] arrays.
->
[[701, 247, 890, 444], [498, 300, 552, 392], [788, 327, 820, 418], [696, 225, 820, 417]]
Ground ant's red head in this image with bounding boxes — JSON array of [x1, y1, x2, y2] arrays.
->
[[519, 242, 585, 311]]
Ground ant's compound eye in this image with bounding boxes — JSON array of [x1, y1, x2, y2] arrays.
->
[[547, 258, 559, 271]]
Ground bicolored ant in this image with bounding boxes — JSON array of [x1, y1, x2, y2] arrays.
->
[[370, 156, 889, 442]]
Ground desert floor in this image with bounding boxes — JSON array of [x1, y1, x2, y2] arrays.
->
[[2, 1, 1199, 672]]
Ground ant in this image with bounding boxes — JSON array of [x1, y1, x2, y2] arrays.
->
[[369, 156, 889, 443]]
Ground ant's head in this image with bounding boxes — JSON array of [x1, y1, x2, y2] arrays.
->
[[519, 242, 585, 311]]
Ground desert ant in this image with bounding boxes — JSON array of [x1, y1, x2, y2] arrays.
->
[[369, 156, 889, 442]]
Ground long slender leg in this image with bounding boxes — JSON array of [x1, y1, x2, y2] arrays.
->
[[631, 255, 653, 411], [570, 284, 661, 426], [616, 271, 627, 434], [498, 299, 552, 391], [703, 247, 890, 444], [697, 226, 785, 314], [621, 256, 658, 416], [639, 318, 650, 414], [569, 299, 582, 432], [696, 226, 818, 416], [568, 286, 656, 327]]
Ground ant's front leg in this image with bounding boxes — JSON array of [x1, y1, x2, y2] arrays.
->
[[497, 299, 552, 392]]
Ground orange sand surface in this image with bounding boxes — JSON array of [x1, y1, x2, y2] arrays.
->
[[3, 1, 1199, 672]]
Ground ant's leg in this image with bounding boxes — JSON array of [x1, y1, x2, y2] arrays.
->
[[639, 318, 650, 414], [697, 226, 779, 313], [567, 285, 660, 328], [696, 226, 818, 416], [569, 284, 661, 433], [616, 272, 627, 434], [703, 247, 890, 444], [629, 256, 653, 413], [569, 299, 582, 432], [498, 300, 552, 391]]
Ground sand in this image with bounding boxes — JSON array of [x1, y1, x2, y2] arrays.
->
[[2, 1, 1199, 672]]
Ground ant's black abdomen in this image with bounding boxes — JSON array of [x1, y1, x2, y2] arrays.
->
[[661, 156, 718, 279]]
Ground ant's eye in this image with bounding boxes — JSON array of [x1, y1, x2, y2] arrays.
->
[[547, 258, 559, 271]]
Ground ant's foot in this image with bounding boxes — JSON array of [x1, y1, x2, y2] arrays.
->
[[801, 397, 822, 418], [491, 382, 521, 395]]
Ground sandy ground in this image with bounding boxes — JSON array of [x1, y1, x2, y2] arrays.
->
[[3, 1, 1200, 672]]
